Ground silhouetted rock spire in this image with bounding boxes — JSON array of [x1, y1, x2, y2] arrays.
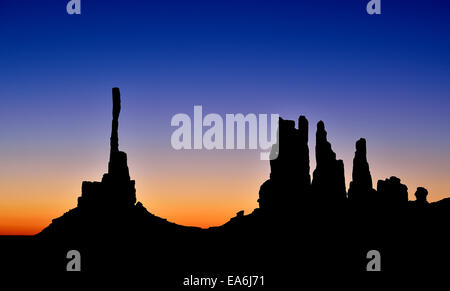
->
[[258, 116, 311, 212], [77, 87, 136, 209], [272, 116, 311, 190], [297, 116, 311, 192], [110, 87, 120, 154], [107, 88, 130, 180], [311, 121, 346, 203], [348, 138, 374, 202]]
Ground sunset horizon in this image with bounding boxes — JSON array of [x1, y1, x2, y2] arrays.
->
[[1, 97, 450, 235]]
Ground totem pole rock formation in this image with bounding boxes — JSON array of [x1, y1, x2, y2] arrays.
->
[[348, 138, 374, 203], [311, 121, 346, 204], [38, 88, 193, 238], [77, 87, 137, 210]]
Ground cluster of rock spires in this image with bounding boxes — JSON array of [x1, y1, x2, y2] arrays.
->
[[257, 115, 426, 215]]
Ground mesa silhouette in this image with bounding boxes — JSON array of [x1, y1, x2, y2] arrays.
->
[[3, 87, 450, 281]]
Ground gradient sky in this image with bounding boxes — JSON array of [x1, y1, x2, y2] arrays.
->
[[1, 0, 450, 235]]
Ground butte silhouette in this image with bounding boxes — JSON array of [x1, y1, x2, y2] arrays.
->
[[3, 87, 450, 282]]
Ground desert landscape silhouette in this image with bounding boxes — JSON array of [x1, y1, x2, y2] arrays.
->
[[1, 87, 450, 284]]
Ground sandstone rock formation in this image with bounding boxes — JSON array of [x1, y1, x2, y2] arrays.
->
[[311, 121, 346, 204], [77, 87, 136, 210], [414, 187, 429, 207], [258, 116, 311, 213], [348, 138, 374, 203], [38, 88, 189, 239], [376, 176, 408, 208]]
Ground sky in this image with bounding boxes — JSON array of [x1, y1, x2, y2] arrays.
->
[[1, 0, 450, 235]]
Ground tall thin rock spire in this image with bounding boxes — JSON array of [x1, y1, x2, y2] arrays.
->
[[110, 87, 121, 155]]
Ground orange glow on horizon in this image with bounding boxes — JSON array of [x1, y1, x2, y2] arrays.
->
[[1, 145, 450, 235]]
